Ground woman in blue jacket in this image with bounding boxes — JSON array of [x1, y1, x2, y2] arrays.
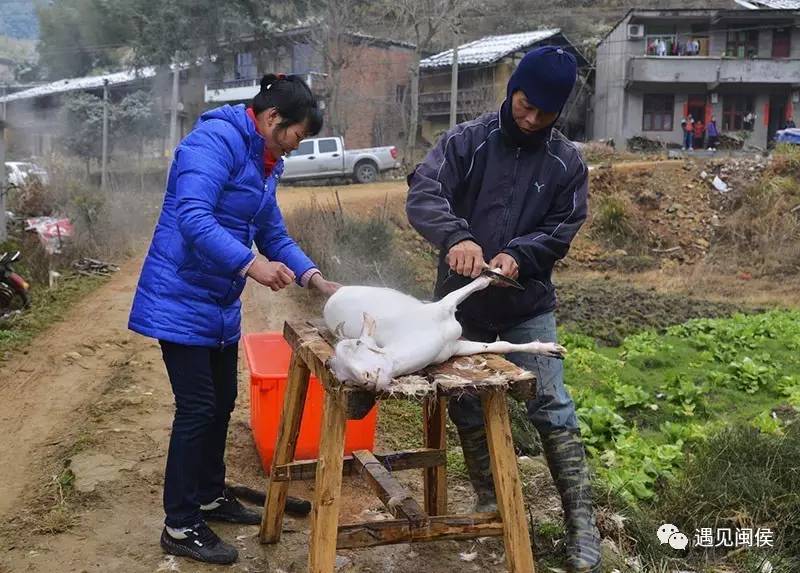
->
[[129, 74, 340, 565]]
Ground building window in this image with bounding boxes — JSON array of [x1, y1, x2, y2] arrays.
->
[[687, 23, 710, 56], [646, 35, 677, 56], [725, 30, 759, 58], [723, 95, 755, 131], [646, 23, 677, 56], [395, 84, 406, 104], [642, 94, 674, 131], [234, 52, 257, 80], [292, 43, 314, 75], [773, 28, 791, 58]]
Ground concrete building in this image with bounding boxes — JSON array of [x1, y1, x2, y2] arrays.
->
[[0, 27, 414, 160], [206, 28, 415, 149], [592, 8, 800, 149], [0, 58, 15, 84], [418, 30, 590, 144], [0, 66, 203, 159]]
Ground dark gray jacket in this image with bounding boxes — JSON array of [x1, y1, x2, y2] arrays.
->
[[406, 111, 588, 331]]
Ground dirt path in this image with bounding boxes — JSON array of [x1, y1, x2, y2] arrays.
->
[[0, 181, 503, 573]]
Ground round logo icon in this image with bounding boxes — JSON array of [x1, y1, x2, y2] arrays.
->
[[668, 532, 689, 550], [657, 523, 680, 544]]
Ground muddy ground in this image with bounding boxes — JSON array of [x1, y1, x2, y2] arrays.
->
[[0, 166, 797, 573], [0, 182, 509, 573]]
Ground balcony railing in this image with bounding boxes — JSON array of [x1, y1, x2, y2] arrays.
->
[[419, 86, 498, 116], [206, 77, 260, 91], [204, 72, 326, 103], [628, 56, 800, 85]]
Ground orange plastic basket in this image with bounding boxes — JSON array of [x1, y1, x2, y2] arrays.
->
[[243, 332, 378, 471]]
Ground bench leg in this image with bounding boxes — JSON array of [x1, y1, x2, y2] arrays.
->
[[482, 391, 536, 573], [259, 352, 311, 543], [308, 389, 348, 573], [423, 396, 448, 516]]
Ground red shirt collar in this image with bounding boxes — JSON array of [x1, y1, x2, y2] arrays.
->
[[246, 107, 279, 176]]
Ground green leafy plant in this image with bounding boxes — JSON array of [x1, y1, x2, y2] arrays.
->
[[620, 331, 662, 360], [576, 400, 627, 453], [778, 375, 800, 408], [597, 429, 684, 503], [752, 411, 783, 435], [663, 374, 708, 417], [728, 356, 778, 394], [610, 380, 651, 410]]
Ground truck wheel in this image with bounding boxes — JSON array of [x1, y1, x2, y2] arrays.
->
[[354, 161, 378, 184]]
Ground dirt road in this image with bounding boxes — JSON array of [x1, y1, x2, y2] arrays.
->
[[2, 161, 770, 572], [0, 181, 500, 573]]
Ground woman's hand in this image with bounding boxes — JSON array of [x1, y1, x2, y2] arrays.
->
[[309, 273, 342, 297], [247, 259, 295, 291]]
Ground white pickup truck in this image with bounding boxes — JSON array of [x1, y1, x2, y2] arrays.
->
[[281, 136, 400, 184]]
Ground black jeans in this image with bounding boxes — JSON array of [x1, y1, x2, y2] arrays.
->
[[159, 340, 238, 528]]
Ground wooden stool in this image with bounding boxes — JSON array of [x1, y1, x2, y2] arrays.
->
[[259, 321, 538, 573]]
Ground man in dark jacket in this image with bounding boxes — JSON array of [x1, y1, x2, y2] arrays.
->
[[406, 46, 600, 573]]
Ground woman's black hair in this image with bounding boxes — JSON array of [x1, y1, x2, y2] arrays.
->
[[251, 73, 323, 136]]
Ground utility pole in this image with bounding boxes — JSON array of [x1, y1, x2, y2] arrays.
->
[[169, 61, 180, 154], [101, 79, 109, 193], [1, 85, 7, 242], [449, 27, 459, 129]]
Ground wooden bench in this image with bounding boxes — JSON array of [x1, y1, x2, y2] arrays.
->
[[259, 320, 538, 573]]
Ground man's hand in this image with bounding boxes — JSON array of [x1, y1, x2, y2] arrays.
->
[[309, 273, 342, 297], [446, 240, 485, 278], [247, 259, 295, 291], [488, 253, 519, 287]]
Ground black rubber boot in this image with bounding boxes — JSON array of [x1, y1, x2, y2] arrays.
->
[[541, 429, 602, 573], [457, 426, 498, 513]]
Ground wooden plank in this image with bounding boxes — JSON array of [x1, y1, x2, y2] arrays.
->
[[482, 390, 536, 573], [352, 450, 428, 526], [427, 354, 535, 384], [273, 448, 447, 482], [308, 389, 349, 573], [336, 513, 503, 549], [259, 352, 311, 544], [284, 321, 341, 392], [423, 396, 448, 516], [227, 482, 310, 516]]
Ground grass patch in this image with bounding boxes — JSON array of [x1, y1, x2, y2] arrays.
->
[[615, 426, 800, 571], [0, 273, 107, 356], [716, 144, 800, 276], [561, 310, 800, 506], [592, 195, 640, 249], [285, 198, 430, 298], [376, 400, 423, 452], [29, 464, 79, 536]]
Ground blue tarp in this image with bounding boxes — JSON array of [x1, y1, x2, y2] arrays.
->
[[774, 128, 800, 145]]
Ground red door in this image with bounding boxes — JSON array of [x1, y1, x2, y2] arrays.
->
[[773, 28, 790, 58], [687, 94, 706, 124]]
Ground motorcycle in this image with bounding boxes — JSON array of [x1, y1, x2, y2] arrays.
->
[[0, 251, 31, 318]]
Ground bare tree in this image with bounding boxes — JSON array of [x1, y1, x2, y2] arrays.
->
[[383, 0, 484, 155], [300, 0, 376, 138], [388, 0, 458, 153]]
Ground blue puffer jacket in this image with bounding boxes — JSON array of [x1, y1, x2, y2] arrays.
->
[[128, 104, 316, 348]]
